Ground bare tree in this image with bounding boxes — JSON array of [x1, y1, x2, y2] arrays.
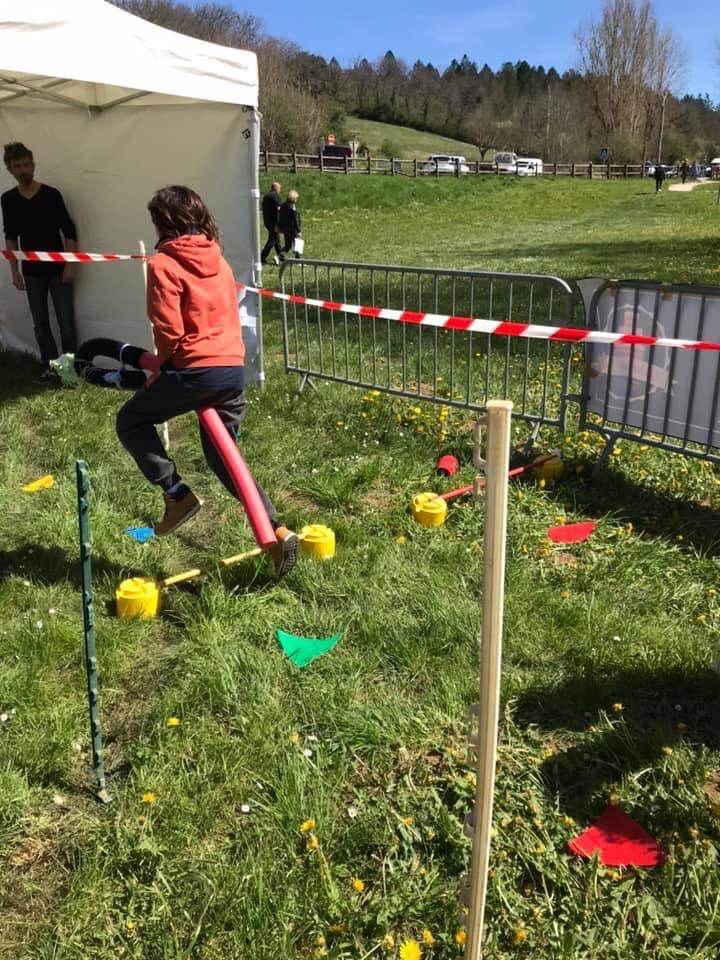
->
[[576, 0, 683, 159], [111, 1, 262, 48]]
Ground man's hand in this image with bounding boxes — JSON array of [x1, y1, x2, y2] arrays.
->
[[62, 263, 75, 284], [11, 272, 25, 291]]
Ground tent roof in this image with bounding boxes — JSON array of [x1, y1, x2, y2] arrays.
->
[[0, 0, 258, 109]]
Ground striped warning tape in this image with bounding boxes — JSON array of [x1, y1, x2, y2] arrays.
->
[[3, 250, 719, 352], [237, 283, 720, 353], [1, 249, 144, 263]]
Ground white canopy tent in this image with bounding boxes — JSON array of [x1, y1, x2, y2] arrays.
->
[[0, 0, 264, 379]]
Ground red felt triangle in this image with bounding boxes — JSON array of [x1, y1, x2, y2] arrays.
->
[[568, 804, 665, 867], [548, 520, 597, 544]]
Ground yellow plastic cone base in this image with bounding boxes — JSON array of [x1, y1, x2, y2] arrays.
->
[[531, 456, 564, 482], [115, 576, 161, 619], [411, 492, 448, 527], [300, 524, 336, 560]]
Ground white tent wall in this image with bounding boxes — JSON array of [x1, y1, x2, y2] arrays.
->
[[0, 100, 262, 379], [0, 0, 262, 380]]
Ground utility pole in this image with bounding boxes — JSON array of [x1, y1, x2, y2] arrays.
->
[[545, 81, 551, 158], [656, 89, 668, 164]]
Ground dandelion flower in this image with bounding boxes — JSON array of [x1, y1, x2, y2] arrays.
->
[[382, 933, 395, 949], [562, 815, 575, 827], [401, 816, 414, 826], [661, 746, 673, 756], [288, 732, 300, 744], [126, 920, 136, 932], [299, 818, 316, 833], [608, 792, 620, 806], [352, 878, 365, 893], [513, 925, 528, 945], [399, 939, 422, 960], [306, 835, 320, 851], [611, 703, 623, 714], [395, 535, 407, 545], [421, 928, 435, 945], [454, 929, 466, 946], [142, 791, 157, 805], [166, 717, 180, 727]]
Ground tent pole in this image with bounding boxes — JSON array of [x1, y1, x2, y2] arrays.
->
[[139, 240, 170, 451], [250, 107, 265, 390]]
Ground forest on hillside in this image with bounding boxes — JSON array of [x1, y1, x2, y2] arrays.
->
[[112, 0, 720, 163]]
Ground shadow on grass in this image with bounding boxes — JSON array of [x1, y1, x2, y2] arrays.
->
[[0, 543, 125, 587], [543, 462, 720, 555], [0, 350, 57, 402], [512, 664, 720, 822]]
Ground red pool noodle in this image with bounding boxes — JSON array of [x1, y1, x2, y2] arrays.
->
[[139, 353, 275, 549], [198, 408, 276, 548]]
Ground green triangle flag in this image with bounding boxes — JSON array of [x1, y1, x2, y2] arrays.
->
[[277, 629, 341, 668]]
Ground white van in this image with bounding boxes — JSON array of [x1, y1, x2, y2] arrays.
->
[[494, 151, 518, 174], [516, 157, 543, 176], [419, 154, 470, 175]]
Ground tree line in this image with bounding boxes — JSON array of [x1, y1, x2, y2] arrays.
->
[[112, 0, 720, 163]]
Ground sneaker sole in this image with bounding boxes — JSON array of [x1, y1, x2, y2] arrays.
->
[[154, 499, 203, 537], [275, 532, 299, 577]]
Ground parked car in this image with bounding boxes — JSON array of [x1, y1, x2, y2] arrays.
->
[[418, 154, 470, 175], [516, 157, 543, 176], [710, 158, 720, 179], [494, 150, 518, 174]]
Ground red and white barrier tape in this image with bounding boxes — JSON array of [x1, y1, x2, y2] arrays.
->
[[238, 283, 720, 353], [2, 249, 144, 263], [3, 250, 719, 352]]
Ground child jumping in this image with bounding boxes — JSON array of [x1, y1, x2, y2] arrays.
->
[[116, 185, 298, 577]]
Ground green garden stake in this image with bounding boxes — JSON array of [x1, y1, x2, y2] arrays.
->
[[276, 629, 341, 668], [76, 460, 111, 803]]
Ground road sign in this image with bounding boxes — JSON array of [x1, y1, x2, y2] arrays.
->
[[599, 147, 609, 161]]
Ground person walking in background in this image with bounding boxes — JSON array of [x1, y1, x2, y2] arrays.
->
[[680, 159, 689, 185], [279, 189, 302, 259], [115, 185, 298, 576], [654, 163, 665, 193], [1, 141, 78, 382], [260, 180, 282, 265]]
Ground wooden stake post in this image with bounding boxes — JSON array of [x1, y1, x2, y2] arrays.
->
[[464, 400, 513, 959]]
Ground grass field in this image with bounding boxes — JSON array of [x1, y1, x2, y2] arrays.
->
[[1, 177, 720, 959], [345, 118, 481, 161]]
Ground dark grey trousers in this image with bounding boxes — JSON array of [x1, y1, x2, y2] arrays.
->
[[24, 273, 77, 367], [116, 369, 276, 520]]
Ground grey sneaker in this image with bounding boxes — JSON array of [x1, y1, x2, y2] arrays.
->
[[268, 525, 299, 577]]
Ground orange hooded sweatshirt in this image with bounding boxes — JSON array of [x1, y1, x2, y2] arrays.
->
[[147, 234, 244, 369]]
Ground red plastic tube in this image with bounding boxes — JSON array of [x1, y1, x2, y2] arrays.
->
[[437, 454, 557, 501], [198, 408, 276, 548]]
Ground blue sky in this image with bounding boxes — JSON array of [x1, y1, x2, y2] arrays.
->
[[237, 0, 716, 100]]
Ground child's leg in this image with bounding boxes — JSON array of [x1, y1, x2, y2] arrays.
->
[[116, 372, 203, 534], [116, 373, 192, 490]]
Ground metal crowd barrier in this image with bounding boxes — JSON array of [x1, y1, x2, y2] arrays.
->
[[578, 279, 720, 467], [278, 259, 577, 439]]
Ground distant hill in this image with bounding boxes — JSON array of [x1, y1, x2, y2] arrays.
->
[[345, 117, 482, 161]]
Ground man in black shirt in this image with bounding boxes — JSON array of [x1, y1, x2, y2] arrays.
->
[[260, 180, 282, 265], [2, 142, 78, 380]]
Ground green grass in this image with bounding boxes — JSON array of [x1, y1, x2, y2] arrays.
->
[[345, 117, 481, 160], [2, 178, 720, 959]]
